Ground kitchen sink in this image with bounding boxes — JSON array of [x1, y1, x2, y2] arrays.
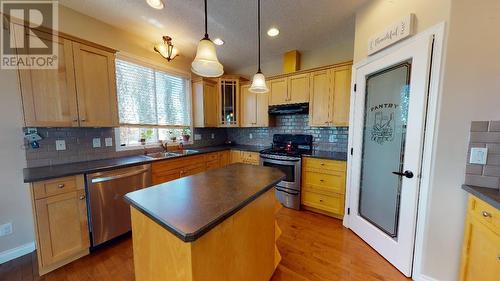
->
[[145, 149, 199, 159], [173, 149, 199, 155]]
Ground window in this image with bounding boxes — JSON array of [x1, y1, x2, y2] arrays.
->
[[114, 59, 191, 148]]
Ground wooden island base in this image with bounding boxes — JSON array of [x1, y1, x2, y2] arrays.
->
[[130, 189, 280, 281]]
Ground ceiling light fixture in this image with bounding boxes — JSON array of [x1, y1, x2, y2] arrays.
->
[[213, 38, 225, 46], [146, 0, 164, 10], [267, 27, 280, 37], [249, 0, 269, 93], [154, 36, 179, 61], [191, 0, 224, 77]]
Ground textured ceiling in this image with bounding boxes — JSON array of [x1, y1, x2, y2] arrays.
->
[[59, 0, 369, 73]]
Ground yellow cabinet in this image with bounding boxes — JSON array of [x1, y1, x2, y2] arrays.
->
[[192, 78, 219, 127], [459, 195, 500, 281], [287, 73, 310, 104], [268, 78, 288, 106], [240, 84, 269, 127], [15, 24, 118, 127], [73, 43, 118, 127], [301, 157, 346, 219], [309, 64, 352, 127], [230, 150, 260, 165], [30, 175, 90, 275]]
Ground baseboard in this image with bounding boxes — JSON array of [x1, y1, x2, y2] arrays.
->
[[0, 241, 35, 264], [413, 273, 440, 281]]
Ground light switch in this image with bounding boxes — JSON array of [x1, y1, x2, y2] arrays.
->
[[211, 133, 215, 139], [55, 140, 66, 151], [470, 147, 488, 165], [194, 134, 202, 141], [92, 138, 101, 148], [249, 133, 253, 139], [105, 137, 113, 147]]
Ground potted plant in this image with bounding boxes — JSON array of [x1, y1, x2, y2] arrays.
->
[[168, 130, 177, 142], [139, 129, 153, 145], [182, 128, 191, 142]]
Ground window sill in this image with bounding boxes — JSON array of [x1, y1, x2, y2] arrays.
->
[[115, 142, 194, 152]]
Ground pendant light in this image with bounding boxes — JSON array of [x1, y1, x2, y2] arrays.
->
[[249, 0, 269, 93], [191, 0, 224, 77]]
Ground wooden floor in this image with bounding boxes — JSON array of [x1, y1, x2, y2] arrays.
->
[[1, 208, 410, 281]]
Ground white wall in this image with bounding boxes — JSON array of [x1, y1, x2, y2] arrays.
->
[[0, 70, 34, 256], [354, 0, 500, 280]]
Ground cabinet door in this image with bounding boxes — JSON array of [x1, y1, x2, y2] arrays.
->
[[218, 79, 239, 127], [309, 70, 332, 127], [35, 189, 89, 267], [230, 150, 242, 163], [460, 216, 500, 281], [204, 82, 219, 127], [268, 78, 288, 106], [219, 151, 230, 167], [73, 43, 118, 127], [240, 84, 257, 127], [18, 31, 79, 127], [256, 92, 269, 127], [330, 65, 352, 126], [288, 73, 310, 104]]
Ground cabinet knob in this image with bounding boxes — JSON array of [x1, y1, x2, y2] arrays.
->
[[320, 163, 325, 166], [319, 179, 324, 182], [319, 199, 323, 202], [81, 119, 86, 122], [57, 184, 65, 188], [482, 211, 492, 218], [79, 195, 86, 200], [72, 119, 78, 122], [497, 254, 500, 260]]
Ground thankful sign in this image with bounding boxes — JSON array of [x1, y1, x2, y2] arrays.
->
[[368, 14, 415, 56]]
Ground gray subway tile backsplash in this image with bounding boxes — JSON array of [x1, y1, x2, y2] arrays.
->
[[464, 120, 500, 189]]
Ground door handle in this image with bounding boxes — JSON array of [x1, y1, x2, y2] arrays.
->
[[392, 170, 414, 179]]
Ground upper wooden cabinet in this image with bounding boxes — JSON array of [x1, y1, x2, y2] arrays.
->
[[15, 25, 118, 127], [192, 78, 218, 127], [268, 74, 309, 106], [268, 78, 288, 106], [240, 84, 269, 127], [309, 63, 352, 127], [72, 43, 119, 127], [217, 77, 240, 127]]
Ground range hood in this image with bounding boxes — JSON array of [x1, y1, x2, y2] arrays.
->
[[268, 103, 309, 115]]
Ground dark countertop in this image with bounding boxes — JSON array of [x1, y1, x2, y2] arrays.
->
[[303, 150, 348, 161], [462, 185, 500, 210], [124, 164, 285, 242], [23, 144, 269, 183]]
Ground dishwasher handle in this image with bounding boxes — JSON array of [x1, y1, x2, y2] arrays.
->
[[90, 168, 150, 184]]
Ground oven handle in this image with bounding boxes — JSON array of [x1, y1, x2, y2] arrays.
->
[[261, 158, 300, 166], [276, 187, 300, 196]]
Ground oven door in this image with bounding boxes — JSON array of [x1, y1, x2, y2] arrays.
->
[[260, 157, 301, 190]]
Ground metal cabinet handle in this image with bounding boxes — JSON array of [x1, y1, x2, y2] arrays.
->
[[482, 211, 492, 218], [57, 184, 65, 188], [79, 195, 86, 200]]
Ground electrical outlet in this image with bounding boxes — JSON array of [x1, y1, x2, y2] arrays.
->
[[26, 128, 37, 134], [105, 137, 113, 147], [92, 138, 101, 148], [194, 134, 202, 141], [55, 140, 66, 151], [249, 133, 253, 139], [470, 147, 488, 165], [329, 135, 335, 142], [0, 222, 12, 237], [211, 133, 215, 139]]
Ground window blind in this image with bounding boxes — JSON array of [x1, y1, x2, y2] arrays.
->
[[115, 59, 190, 127]]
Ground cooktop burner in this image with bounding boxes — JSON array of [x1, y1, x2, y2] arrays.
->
[[260, 134, 313, 157]]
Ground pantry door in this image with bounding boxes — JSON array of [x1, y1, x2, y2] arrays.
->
[[348, 33, 434, 276]]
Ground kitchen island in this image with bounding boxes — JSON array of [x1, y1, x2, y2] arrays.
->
[[124, 163, 285, 281]]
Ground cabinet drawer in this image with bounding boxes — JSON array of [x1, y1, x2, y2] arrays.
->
[[469, 196, 500, 234], [303, 157, 346, 172], [182, 163, 206, 177], [152, 169, 181, 185], [206, 160, 220, 171], [204, 152, 219, 162], [302, 190, 344, 215], [303, 170, 345, 194], [32, 175, 84, 199], [152, 155, 205, 172]]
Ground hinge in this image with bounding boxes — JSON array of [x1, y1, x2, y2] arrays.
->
[[347, 208, 350, 215], [354, 84, 357, 92], [350, 148, 353, 155]]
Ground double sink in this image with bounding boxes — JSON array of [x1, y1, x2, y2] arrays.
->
[[145, 149, 200, 160]]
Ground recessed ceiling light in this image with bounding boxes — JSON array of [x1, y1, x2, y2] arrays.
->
[[213, 38, 225, 46], [146, 0, 164, 10], [267, 27, 280, 37]]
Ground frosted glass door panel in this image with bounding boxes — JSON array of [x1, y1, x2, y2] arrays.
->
[[359, 61, 411, 238]]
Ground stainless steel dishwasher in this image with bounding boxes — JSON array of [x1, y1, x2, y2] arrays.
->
[[86, 164, 151, 247]]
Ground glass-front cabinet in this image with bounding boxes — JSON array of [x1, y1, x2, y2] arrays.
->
[[217, 76, 241, 127]]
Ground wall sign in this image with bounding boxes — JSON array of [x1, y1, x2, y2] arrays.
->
[[368, 14, 415, 56]]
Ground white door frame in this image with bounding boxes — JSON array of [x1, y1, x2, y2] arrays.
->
[[343, 22, 446, 280]]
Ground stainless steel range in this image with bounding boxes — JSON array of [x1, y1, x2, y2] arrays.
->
[[260, 134, 313, 210]]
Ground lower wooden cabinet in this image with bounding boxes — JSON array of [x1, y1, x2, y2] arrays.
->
[[230, 150, 260, 165], [459, 195, 500, 281], [30, 175, 90, 275], [301, 157, 346, 218]]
